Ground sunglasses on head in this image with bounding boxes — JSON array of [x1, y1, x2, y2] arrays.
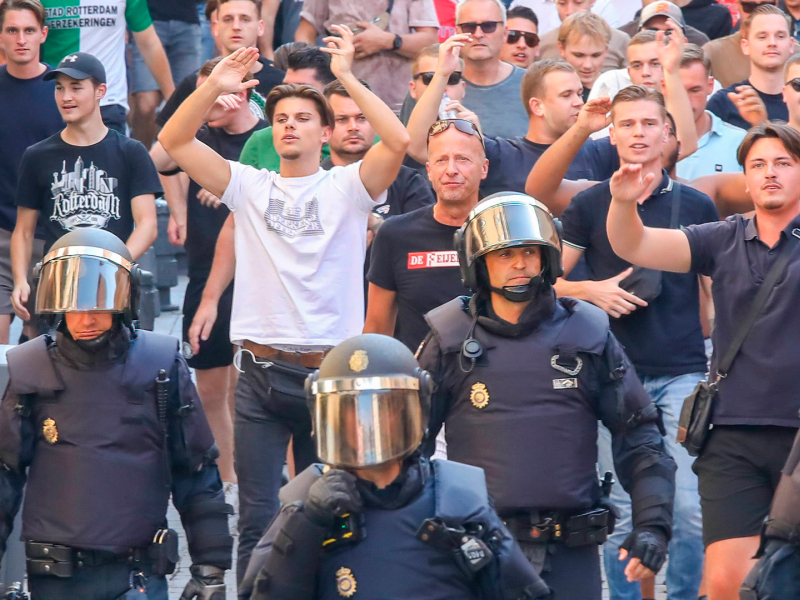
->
[[507, 30, 539, 47], [786, 78, 800, 92], [413, 71, 463, 86], [740, 0, 777, 12], [457, 20, 503, 34], [428, 118, 485, 148]]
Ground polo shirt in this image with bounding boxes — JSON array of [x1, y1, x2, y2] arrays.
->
[[481, 136, 596, 197], [684, 213, 800, 427], [562, 171, 719, 376], [707, 78, 789, 130], [676, 111, 746, 180]]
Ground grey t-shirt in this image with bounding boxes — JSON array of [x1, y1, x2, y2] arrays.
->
[[462, 65, 528, 139]]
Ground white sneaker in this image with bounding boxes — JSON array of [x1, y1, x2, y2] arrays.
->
[[224, 482, 239, 537]]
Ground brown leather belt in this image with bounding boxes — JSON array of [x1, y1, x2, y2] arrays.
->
[[243, 340, 330, 369]]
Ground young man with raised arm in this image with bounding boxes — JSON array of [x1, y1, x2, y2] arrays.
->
[[606, 122, 800, 600], [157, 28, 410, 584]]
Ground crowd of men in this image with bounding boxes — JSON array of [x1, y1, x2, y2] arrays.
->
[[1, 0, 800, 598]]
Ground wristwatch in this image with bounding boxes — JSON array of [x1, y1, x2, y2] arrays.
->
[[392, 34, 403, 51]]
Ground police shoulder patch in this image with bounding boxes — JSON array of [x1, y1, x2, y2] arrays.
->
[[336, 566, 357, 597]]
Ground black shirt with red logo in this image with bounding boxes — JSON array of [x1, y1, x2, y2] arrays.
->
[[368, 205, 469, 351]]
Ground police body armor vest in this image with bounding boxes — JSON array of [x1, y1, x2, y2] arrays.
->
[[7, 331, 179, 553], [282, 459, 492, 600], [426, 296, 610, 515]]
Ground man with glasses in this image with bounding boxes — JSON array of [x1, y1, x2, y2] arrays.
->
[[408, 43, 467, 108], [455, 0, 530, 138], [500, 5, 540, 68], [707, 4, 792, 129], [538, 0, 631, 71], [703, 0, 784, 87], [363, 112, 484, 352]]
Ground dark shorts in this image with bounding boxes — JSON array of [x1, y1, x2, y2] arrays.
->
[[181, 277, 233, 370], [693, 425, 798, 547]]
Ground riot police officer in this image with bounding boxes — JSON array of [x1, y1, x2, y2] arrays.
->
[[740, 426, 800, 600], [239, 333, 551, 600], [417, 192, 677, 600], [0, 229, 232, 600]]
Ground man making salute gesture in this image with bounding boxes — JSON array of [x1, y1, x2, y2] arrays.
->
[[159, 28, 410, 584]]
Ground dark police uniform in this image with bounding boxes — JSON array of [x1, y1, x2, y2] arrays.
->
[[0, 328, 232, 599], [740, 427, 800, 600], [240, 456, 550, 600], [418, 294, 676, 599], [238, 333, 550, 600], [417, 192, 676, 600], [0, 228, 232, 600]]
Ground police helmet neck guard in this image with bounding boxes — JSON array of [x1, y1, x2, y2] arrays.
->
[[305, 334, 433, 469], [454, 192, 564, 296], [35, 229, 142, 332]]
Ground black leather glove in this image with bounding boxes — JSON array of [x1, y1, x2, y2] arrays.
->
[[596, 496, 621, 535], [179, 565, 225, 600], [620, 529, 668, 574], [304, 469, 363, 528]]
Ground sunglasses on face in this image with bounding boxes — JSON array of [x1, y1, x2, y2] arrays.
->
[[428, 118, 485, 148], [506, 30, 540, 47], [740, 0, 777, 12], [413, 71, 463, 86], [457, 20, 503, 34], [786, 78, 800, 92]]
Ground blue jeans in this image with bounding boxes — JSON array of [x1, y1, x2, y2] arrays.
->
[[129, 19, 201, 93], [599, 372, 705, 600], [198, 3, 217, 63]]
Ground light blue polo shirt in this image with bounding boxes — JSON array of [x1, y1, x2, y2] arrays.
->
[[676, 111, 747, 180]]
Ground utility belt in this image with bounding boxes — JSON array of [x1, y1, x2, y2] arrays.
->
[[26, 529, 179, 579], [503, 507, 610, 547]]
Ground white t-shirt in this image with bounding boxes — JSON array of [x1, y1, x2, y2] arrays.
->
[[221, 161, 385, 347]]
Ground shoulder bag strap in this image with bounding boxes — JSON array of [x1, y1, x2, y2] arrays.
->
[[715, 227, 800, 381], [669, 180, 682, 229]]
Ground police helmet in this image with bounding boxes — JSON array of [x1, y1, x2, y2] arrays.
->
[[36, 228, 142, 323], [305, 334, 433, 468], [454, 192, 563, 293]]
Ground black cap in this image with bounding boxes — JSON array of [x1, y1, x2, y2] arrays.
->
[[44, 52, 106, 84]]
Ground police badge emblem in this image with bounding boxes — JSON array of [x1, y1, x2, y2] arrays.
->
[[336, 566, 357, 597], [43, 418, 58, 444], [470, 382, 490, 409], [349, 350, 369, 372]]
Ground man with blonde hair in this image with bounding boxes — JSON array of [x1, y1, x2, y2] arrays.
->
[[557, 10, 611, 100]]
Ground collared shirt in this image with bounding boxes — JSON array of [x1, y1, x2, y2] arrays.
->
[[684, 212, 800, 427], [562, 171, 719, 376], [676, 111, 746, 180]]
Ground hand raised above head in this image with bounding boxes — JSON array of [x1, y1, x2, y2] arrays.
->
[[206, 47, 260, 94]]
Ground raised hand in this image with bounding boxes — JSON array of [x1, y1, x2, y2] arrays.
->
[[728, 85, 768, 127], [655, 29, 685, 74], [438, 33, 472, 76], [322, 25, 356, 79], [206, 47, 260, 94], [610, 163, 659, 205], [577, 97, 612, 134]]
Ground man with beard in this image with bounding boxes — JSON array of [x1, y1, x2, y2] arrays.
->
[[606, 121, 800, 600]]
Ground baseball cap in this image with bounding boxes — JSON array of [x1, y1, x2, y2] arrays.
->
[[44, 52, 107, 84], [639, 1, 686, 30]]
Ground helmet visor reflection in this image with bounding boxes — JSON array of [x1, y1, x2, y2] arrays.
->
[[36, 255, 131, 314], [314, 389, 423, 468]]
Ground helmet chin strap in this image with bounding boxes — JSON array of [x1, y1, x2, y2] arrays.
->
[[489, 276, 544, 302]]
